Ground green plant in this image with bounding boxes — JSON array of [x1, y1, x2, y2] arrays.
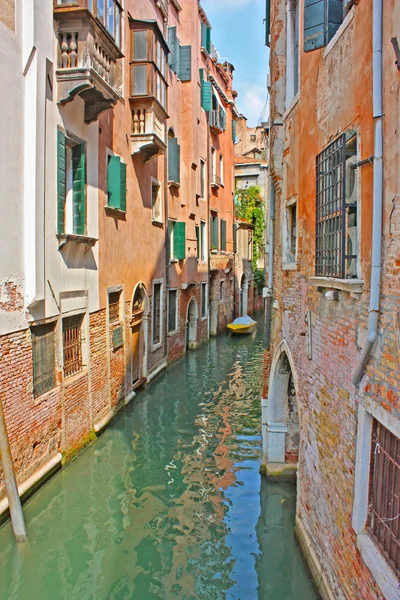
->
[[235, 186, 266, 270], [253, 268, 266, 293]]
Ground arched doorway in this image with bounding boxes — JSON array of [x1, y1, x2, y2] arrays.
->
[[262, 343, 300, 475], [186, 298, 198, 351], [131, 283, 149, 385], [240, 274, 248, 316]]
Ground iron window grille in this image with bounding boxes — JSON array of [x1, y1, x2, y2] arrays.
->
[[201, 283, 207, 318], [168, 290, 178, 333], [31, 322, 56, 398], [108, 291, 121, 323], [63, 314, 83, 378], [152, 283, 162, 345], [368, 420, 400, 577]]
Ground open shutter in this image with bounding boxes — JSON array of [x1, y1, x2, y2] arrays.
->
[[304, 0, 342, 52], [201, 23, 211, 52], [168, 27, 179, 73], [108, 156, 124, 210], [72, 144, 85, 235], [120, 162, 127, 212], [57, 131, 66, 234], [212, 217, 219, 249], [195, 225, 200, 258], [200, 69, 212, 112], [168, 137, 181, 184], [179, 45, 192, 81], [168, 220, 174, 261], [265, 0, 271, 47], [233, 223, 237, 253], [232, 120, 237, 143], [173, 222, 186, 260], [221, 220, 227, 251]]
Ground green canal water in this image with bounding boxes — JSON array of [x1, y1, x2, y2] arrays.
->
[[0, 314, 317, 600]]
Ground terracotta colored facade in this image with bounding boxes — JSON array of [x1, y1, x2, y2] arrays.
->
[[264, 0, 400, 598]]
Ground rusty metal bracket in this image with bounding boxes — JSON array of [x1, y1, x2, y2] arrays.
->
[[391, 38, 400, 71]]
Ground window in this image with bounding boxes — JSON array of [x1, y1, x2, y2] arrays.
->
[[199, 69, 212, 111], [200, 159, 206, 198], [211, 215, 219, 250], [57, 131, 86, 236], [201, 283, 207, 318], [220, 155, 224, 186], [108, 291, 121, 323], [31, 322, 56, 398], [167, 28, 192, 81], [211, 147, 219, 186], [152, 282, 162, 346], [107, 156, 126, 211], [168, 290, 178, 334], [200, 22, 211, 53], [304, 0, 353, 53], [368, 421, 400, 577], [168, 132, 181, 185], [220, 281, 224, 301], [130, 26, 167, 109], [220, 219, 227, 252], [284, 202, 297, 265], [286, 0, 300, 106], [63, 314, 83, 378], [57, 0, 122, 46], [151, 178, 162, 223], [250, 134, 257, 143], [168, 220, 186, 260], [315, 132, 358, 279], [200, 220, 207, 262]]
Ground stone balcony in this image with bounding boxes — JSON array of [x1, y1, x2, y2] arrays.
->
[[54, 4, 122, 123], [130, 102, 167, 161], [210, 252, 233, 272]]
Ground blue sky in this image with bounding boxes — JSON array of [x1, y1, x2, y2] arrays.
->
[[200, 0, 270, 127]]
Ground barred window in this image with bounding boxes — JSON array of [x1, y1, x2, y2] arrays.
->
[[368, 421, 400, 577], [201, 283, 207, 318], [168, 290, 178, 334], [108, 291, 121, 323], [316, 133, 357, 278], [31, 322, 56, 398], [63, 315, 83, 378], [152, 283, 162, 345]]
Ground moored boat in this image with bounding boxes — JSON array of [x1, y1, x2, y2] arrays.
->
[[227, 315, 257, 335]]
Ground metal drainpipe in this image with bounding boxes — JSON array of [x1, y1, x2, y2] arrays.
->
[[353, 0, 383, 386], [265, 174, 275, 351]]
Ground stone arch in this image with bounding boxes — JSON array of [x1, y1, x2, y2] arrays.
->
[[130, 282, 150, 383], [240, 273, 248, 316], [186, 297, 199, 351], [262, 340, 300, 475]]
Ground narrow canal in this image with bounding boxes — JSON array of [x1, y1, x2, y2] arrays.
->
[[0, 314, 316, 600]]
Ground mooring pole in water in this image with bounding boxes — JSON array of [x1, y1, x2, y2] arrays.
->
[[0, 400, 27, 542]]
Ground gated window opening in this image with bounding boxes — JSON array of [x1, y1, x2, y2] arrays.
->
[[201, 282, 207, 318], [152, 282, 162, 346], [31, 322, 56, 398], [63, 314, 83, 378], [168, 289, 178, 334], [315, 132, 358, 279], [368, 420, 400, 577], [108, 291, 121, 323], [151, 178, 163, 223]]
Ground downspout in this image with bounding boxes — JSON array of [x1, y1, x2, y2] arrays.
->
[[265, 174, 275, 351], [353, 0, 383, 386]]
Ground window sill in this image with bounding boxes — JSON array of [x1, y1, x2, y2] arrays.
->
[[167, 329, 178, 337], [57, 234, 98, 249], [283, 91, 300, 121], [282, 263, 297, 271], [211, 249, 218, 254], [152, 219, 164, 226], [169, 258, 179, 264], [357, 533, 400, 600], [151, 341, 163, 352], [308, 276, 364, 294], [201, 315, 208, 321], [105, 206, 127, 219], [168, 181, 180, 189]]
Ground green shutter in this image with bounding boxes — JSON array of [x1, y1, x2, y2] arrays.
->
[[195, 225, 200, 258], [108, 155, 126, 211], [232, 120, 237, 143], [120, 162, 127, 212], [168, 137, 180, 183], [201, 22, 210, 51], [179, 45, 192, 81], [173, 221, 186, 260], [72, 143, 85, 235], [168, 220, 174, 261], [221, 219, 226, 251], [57, 131, 66, 234], [233, 223, 237, 253], [168, 26, 178, 73], [212, 216, 219, 249], [304, 0, 342, 52], [200, 70, 212, 112], [265, 0, 271, 47]]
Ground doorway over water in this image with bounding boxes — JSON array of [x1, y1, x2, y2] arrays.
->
[[186, 297, 199, 351], [131, 282, 149, 385], [240, 273, 248, 316], [262, 344, 300, 478]]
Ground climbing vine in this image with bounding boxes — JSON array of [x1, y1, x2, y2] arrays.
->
[[235, 185, 266, 271]]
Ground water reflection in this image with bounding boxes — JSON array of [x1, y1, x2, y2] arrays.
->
[[0, 315, 316, 599]]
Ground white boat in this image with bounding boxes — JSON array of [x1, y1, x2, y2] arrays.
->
[[227, 315, 257, 335]]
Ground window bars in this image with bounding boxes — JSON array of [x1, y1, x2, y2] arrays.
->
[[108, 291, 120, 323], [368, 421, 400, 577], [316, 134, 346, 278], [63, 315, 83, 378]]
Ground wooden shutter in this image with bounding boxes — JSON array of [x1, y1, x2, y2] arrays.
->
[[221, 219, 227, 251], [120, 162, 127, 212], [304, 0, 342, 52], [232, 120, 237, 143], [57, 131, 66, 234], [200, 69, 212, 112], [195, 225, 200, 258], [173, 221, 186, 260], [168, 137, 180, 183], [212, 216, 219, 249], [265, 0, 271, 47], [179, 45, 192, 81], [168, 220, 174, 261], [72, 144, 85, 235], [108, 156, 122, 210], [233, 223, 237, 253]]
